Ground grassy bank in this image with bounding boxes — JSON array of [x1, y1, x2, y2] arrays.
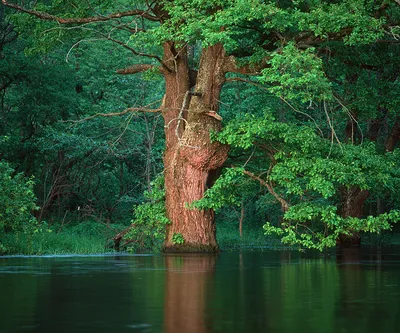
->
[[1, 221, 279, 255], [0, 221, 124, 255], [2, 220, 400, 256]]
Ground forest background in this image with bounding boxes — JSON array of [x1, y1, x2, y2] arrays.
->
[[1, 0, 400, 255]]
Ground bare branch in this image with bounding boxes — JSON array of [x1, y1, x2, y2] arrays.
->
[[224, 55, 268, 74], [333, 95, 363, 145], [67, 103, 162, 124], [102, 34, 158, 59], [224, 77, 269, 91], [0, 78, 14, 92], [280, 97, 324, 137], [1, 0, 160, 23], [94, 33, 171, 70], [243, 170, 289, 212], [43, 23, 168, 67]]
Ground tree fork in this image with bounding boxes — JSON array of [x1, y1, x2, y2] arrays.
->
[[162, 43, 232, 252]]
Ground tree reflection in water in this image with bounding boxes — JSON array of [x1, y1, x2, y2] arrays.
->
[[164, 254, 216, 333]]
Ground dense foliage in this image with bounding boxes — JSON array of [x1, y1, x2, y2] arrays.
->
[[0, 159, 37, 242], [1, 0, 400, 252], [120, 175, 170, 252]]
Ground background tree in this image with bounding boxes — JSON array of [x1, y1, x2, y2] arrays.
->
[[1, 2, 165, 243]]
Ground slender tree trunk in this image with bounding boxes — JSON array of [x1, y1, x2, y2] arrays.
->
[[239, 201, 244, 238], [162, 43, 229, 252]]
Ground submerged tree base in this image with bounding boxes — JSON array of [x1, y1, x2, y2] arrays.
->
[[337, 233, 361, 247], [162, 243, 219, 253]]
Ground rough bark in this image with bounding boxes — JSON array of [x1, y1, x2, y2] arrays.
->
[[162, 43, 229, 252]]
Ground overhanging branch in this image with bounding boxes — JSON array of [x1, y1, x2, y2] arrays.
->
[[116, 64, 156, 75], [105, 35, 161, 60], [295, 23, 400, 47], [224, 55, 268, 75], [1, 0, 160, 23], [99, 34, 170, 71], [243, 170, 289, 212]]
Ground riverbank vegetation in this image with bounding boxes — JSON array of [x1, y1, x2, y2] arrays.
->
[[1, 1, 400, 254]]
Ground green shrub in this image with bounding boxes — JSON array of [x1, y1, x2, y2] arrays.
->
[[0, 161, 38, 232], [122, 175, 170, 252], [0, 160, 38, 253]]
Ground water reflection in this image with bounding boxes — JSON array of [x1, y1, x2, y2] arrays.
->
[[164, 254, 216, 333], [1, 249, 400, 333], [334, 247, 400, 333]]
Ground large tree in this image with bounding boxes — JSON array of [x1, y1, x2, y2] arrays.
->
[[3, 0, 400, 251]]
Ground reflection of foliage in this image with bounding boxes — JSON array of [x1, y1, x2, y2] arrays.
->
[[122, 175, 170, 252]]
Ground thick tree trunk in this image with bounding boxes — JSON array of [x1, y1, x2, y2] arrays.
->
[[162, 43, 229, 252], [338, 187, 370, 246]]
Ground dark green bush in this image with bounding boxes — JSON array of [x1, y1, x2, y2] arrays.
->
[[0, 160, 38, 253]]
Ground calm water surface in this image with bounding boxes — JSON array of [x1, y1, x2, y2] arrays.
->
[[1, 248, 400, 333]]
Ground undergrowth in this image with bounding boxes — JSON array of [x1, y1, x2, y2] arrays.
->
[[2, 220, 400, 256], [217, 223, 282, 251], [1, 221, 125, 255]]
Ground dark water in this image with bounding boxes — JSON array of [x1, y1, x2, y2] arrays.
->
[[1, 248, 400, 333]]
